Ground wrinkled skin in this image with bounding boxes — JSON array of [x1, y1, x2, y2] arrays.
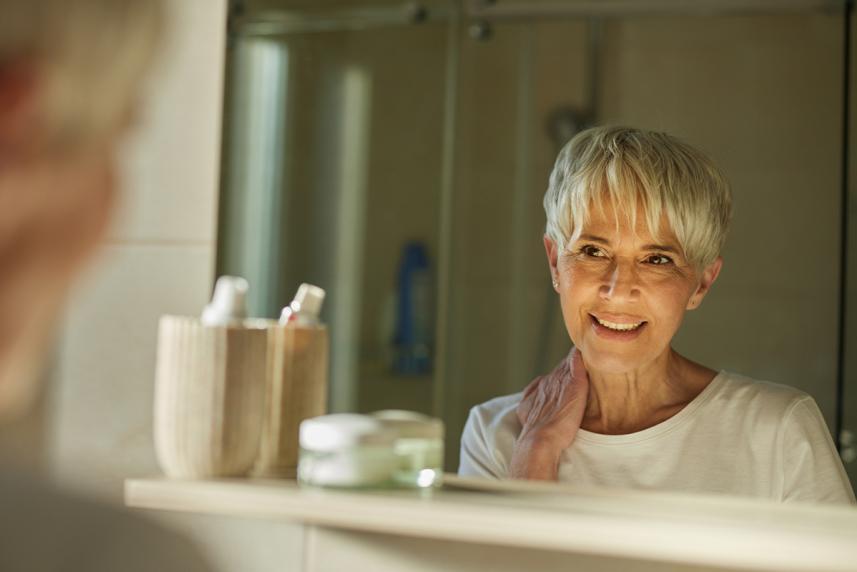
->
[[510, 347, 590, 480]]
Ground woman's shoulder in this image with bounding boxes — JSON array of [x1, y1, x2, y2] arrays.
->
[[469, 392, 522, 418], [464, 392, 524, 441], [0, 469, 212, 571], [713, 370, 813, 413]]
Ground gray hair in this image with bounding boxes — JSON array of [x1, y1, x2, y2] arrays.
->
[[543, 126, 732, 270], [0, 0, 164, 147]]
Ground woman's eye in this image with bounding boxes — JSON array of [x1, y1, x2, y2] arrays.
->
[[646, 254, 673, 265], [581, 245, 606, 258]]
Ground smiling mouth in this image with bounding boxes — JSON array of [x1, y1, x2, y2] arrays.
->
[[590, 314, 647, 332]]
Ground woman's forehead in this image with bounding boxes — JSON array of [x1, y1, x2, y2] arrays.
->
[[578, 202, 679, 245]]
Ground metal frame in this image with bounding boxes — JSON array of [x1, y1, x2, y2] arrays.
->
[[465, 0, 844, 20], [231, 0, 843, 37], [233, 3, 452, 36]]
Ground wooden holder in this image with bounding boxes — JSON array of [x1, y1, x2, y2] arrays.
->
[[254, 324, 329, 477], [153, 315, 269, 478]]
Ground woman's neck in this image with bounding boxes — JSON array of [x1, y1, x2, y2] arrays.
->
[[580, 349, 716, 435]]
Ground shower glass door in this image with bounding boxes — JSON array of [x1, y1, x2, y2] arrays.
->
[[218, 1, 456, 416]]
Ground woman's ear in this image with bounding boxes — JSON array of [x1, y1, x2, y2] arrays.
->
[[543, 235, 559, 288], [687, 256, 723, 310], [0, 60, 41, 152]]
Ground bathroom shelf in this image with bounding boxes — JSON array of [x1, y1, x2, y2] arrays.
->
[[126, 476, 857, 572]]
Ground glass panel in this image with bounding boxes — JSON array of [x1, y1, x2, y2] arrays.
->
[[219, 13, 453, 414]]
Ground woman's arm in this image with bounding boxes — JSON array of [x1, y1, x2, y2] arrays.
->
[[781, 397, 856, 505]]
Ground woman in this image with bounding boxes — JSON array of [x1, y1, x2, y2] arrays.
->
[[0, 0, 212, 569], [459, 126, 855, 505]]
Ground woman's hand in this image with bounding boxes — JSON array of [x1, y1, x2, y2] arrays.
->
[[509, 347, 590, 480]]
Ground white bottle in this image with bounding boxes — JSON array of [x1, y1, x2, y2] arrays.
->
[[200, 276, 249, 326], [279, 283, 325, 326]]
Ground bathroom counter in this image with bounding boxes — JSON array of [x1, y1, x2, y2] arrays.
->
[[125, 475, 857, 572]]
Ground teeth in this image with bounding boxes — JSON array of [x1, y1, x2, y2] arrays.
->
[[595, 317, 643, 331]]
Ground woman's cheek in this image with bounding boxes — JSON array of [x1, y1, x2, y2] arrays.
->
[[559, 291, 589, 348]]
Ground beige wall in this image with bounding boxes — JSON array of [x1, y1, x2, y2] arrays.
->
[[46, 0, 227, 500]]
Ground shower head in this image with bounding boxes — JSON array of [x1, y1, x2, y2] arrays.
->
[[546, 107, 589, 153]]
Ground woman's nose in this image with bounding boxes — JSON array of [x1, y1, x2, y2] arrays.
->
[[599, 261, 640, 301]]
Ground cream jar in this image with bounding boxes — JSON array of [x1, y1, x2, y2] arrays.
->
[[298, 414, 398, 488], [371, 410, 444, 488]]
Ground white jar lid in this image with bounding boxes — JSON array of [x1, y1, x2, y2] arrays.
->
[[371, 410, 444, 439], [300, 414, 396, 452]]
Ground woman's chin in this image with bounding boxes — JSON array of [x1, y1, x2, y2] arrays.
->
[[578, 348, 648, 376]]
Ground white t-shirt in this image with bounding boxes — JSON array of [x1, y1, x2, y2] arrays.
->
[[459, 371, 856, 505]]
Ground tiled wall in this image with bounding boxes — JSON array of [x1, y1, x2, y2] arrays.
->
[[47, 0, 227, 500]]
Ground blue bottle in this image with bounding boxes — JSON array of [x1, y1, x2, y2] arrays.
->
[[392, 242, 433, 375]]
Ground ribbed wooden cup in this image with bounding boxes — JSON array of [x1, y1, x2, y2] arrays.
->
[[254, 324, 329, 477], [153, 315, 269, 478]]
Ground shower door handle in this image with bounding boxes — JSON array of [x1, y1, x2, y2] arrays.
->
[[841, 430, 856, 464]]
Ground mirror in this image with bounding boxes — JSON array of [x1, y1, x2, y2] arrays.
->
[[217, 0, 857, 502]]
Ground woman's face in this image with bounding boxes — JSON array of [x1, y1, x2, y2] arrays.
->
[[545, 201, 722, 374], [0, 63, 129, 422]]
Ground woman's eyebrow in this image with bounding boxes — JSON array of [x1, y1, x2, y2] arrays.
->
[[578, 234, 679, 253], [642, 243, 679, 253], [577, 234, 610, 244]]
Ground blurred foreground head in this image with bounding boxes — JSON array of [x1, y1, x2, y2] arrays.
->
[[0, 0, 164, 421]]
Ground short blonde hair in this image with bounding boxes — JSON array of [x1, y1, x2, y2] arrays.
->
[[0, 0, 164, 147], [543, 126, 732, 270]]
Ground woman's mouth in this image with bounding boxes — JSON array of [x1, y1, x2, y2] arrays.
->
[[589, 313, 647, 340]]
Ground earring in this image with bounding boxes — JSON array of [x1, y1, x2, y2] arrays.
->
[[552, 278, 559, 289]]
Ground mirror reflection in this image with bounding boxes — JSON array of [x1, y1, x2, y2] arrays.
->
[[217, 0, 857, 504]]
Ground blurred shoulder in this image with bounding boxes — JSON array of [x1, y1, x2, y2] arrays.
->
[[0, 469, 212, 572]]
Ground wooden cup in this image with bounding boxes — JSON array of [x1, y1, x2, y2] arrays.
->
[[254, 324, 329, 477], [153, 315, 269, 478]]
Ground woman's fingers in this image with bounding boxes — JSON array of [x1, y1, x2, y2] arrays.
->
[[511, 348, 591, 480], [517, 348, 590, 431], [516, 391, 533, 427], [517, 374, 542, 426], [568, 347, 590, 388], [522, 374, 543, 399]]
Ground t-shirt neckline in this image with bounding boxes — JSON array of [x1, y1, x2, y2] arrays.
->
[[574, 370, 727, 445]]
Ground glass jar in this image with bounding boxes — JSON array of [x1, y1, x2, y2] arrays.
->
[[371, 410, 444, 488]]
